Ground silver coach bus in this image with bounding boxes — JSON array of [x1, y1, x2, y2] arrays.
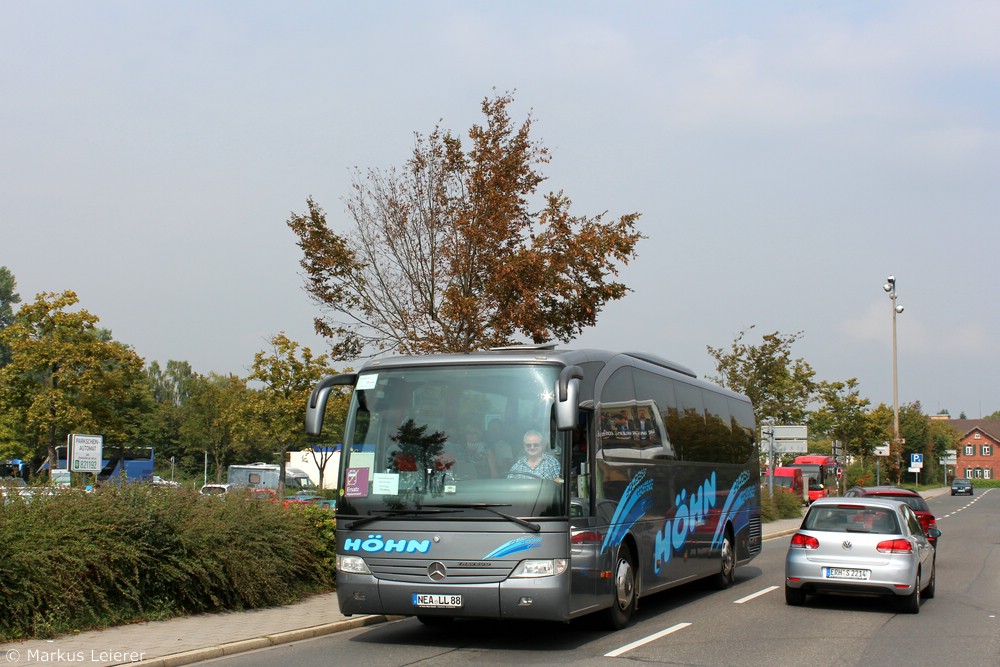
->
[[306, 345, 761, 629]]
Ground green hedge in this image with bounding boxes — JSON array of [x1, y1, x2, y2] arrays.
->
[[761, 487, 805, 522], [0, 485, 335, 641]]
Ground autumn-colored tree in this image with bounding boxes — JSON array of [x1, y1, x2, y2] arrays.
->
[[0, 291, 148, 474], [707, 326, 817, 426], [241, 333, 345, 491], [288, 92, 643, 358]]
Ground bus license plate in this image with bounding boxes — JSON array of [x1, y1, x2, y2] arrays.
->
[[412, 593, 463, 608], [825, 567, 870, 581]]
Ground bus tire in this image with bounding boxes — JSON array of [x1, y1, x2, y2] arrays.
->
[[712, 528, 736, 589], [604, 542, 637, 630]]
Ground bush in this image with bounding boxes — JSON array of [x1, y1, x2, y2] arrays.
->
[[760, 487, 804, 522], [0, 484, 335, 641]]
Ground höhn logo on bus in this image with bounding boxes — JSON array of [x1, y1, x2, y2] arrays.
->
[[600, 469, 754, 575]]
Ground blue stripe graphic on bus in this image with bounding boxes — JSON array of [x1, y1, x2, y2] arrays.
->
[[711, 469, 754, 551], [482, 535, 542, 559], [600, 469, 654, 555]]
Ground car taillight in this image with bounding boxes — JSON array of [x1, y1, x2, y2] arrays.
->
[[876, 539, 913, 554], [571, 530, 603, 544], [790, 533, 819, 549]]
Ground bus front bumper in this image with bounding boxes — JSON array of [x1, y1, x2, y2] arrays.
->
[[336, 572, 571, 621]]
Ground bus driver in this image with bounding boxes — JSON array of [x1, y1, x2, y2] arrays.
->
[[507, 430, 562, 482]]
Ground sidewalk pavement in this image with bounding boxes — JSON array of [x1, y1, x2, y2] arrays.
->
[[2, 490, 945, 667]]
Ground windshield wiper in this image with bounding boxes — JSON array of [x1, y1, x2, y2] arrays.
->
[[422, 503, 541, 532], [347, 508, 462, 530]]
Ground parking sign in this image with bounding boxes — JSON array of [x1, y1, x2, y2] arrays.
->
[[70, 433, 103, 472], [910, 453, 923, 468]]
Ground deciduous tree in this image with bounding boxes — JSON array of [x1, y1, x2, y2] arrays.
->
[[288, 92, 643, 358], [178, 372, 247, 483], [0, 291, 147, 474], [142, 360, 196, 473], [707, 326, 816, 426], [809, 378, 872, 458], [0, 266, 21, 367], [241, 333, 345, 491]]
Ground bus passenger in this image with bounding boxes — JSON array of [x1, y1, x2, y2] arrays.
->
[[485, 418, 514, 477], [453, 425, 491, 478], [507, 430, 561, 482]]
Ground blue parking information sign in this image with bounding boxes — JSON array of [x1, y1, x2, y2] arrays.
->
[[911, 453, 923, 466]]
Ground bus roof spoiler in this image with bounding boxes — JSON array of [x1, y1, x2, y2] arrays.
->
[[490, 343, 557, 351]]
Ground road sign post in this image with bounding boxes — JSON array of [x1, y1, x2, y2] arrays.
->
[[910, 453, 923, 485]]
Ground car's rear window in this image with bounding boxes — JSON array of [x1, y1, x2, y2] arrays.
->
[[872, 493, 928, 512], [803, 506, 900, 534]]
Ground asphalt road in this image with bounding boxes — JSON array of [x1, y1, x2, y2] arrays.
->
[[202, 489, 999, 667]]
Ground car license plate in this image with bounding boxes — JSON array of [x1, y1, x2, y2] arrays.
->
[[412, 593, 463, 608], [825, 567, 870, 581]]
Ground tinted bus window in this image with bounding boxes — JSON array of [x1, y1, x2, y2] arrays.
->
[[670, 381, 707, 462]]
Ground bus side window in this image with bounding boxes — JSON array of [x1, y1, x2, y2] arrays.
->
[[569, 410, 592, 516]]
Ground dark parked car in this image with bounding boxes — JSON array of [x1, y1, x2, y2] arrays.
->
[[950, 478, 973, 496], [785, 497, 939, 613], [843, 486, 938, 545]]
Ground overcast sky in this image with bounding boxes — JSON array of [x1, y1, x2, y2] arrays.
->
[[4, 1, 998, 419]]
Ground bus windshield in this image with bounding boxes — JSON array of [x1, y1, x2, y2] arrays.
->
[[337, 364, 566, 519]]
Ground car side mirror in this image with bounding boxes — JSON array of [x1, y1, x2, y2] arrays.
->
[[927, 528, 942, 539]]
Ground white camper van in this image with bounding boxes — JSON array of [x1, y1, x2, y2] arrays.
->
[[227, 463, 316, 494]]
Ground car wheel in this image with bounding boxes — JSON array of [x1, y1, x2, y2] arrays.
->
[[712, 529, 736, 590], [950, 491, 955, 495], [785, 583, 805, 606], [603, 543, 637, 630], [898, 571, 921, 614], [922, 558, 936, 599]]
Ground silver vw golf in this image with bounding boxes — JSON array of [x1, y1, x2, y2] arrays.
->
[[784, 497, 940, 613]]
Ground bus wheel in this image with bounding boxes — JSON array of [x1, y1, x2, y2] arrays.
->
[[604, 543, 637, 630], [417, 615, 454, 626], [713, 529, 735, 589]]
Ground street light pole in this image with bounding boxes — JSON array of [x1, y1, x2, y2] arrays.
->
[[883, 276, 904, 481]]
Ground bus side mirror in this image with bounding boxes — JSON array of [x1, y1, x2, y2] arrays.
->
[[555, 366, 583, 430], [305, 373, 357, 435]]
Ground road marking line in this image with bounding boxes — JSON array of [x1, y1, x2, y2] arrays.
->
[[604, 622, 692, 657], [734, 585, 779, 604]]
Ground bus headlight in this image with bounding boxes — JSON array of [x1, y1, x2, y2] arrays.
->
[[337, 554, 371, 574], [509, 559, 568, 578]]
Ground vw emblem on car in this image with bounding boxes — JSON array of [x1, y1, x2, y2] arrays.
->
[[842, 540, 853, 550], [427, 561, 447, 581]]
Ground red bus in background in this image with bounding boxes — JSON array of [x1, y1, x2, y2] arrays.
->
[[764, 466, 807, 505], [787, 455, 841, 502]]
